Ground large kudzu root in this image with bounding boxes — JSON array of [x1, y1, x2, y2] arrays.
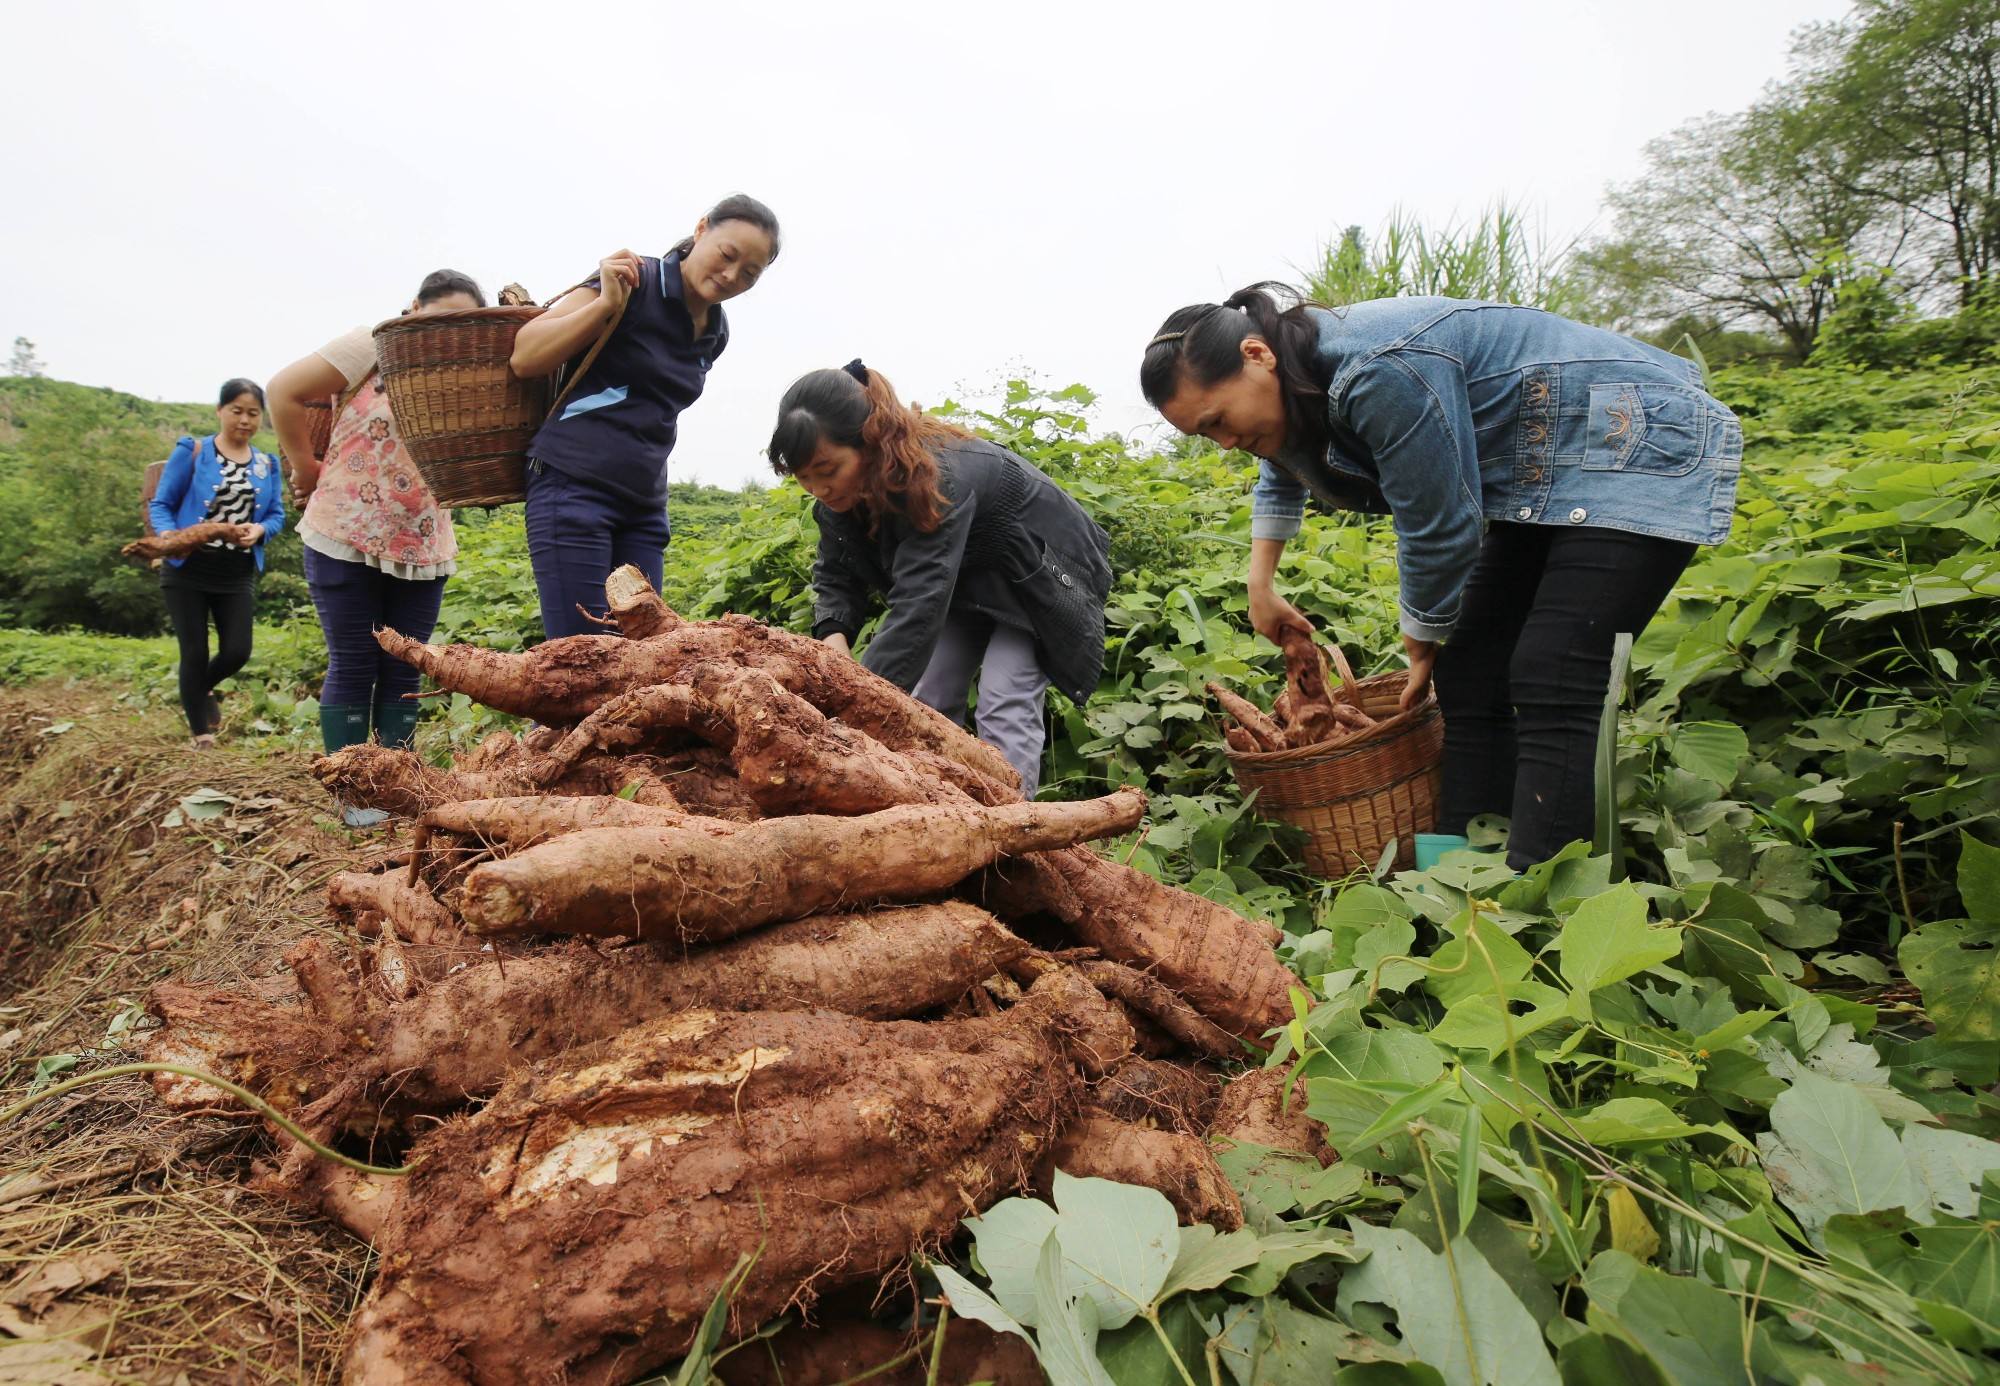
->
[[1077, 960, 1243, 1060], [121, 521, 238, 562], [316, 745, 681, 818], [376, 610, 1018, 788], [337, 972, 1118, 1385], [352, 903, 1035, 1113], [418, 795, 733, 854], [1211, 1065, 1337, 1167], [326, 869, 457, 946], [1036, 1110, 1243, 1229], [459, 790, 1146, 942], [604, 562, 680, 639], [976, 848, 1300, 1045], [1089, 1057, 1224, 1135], [143, 983, 338, 1115]]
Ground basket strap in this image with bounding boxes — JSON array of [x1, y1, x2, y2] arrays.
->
[[543, 275, 629, 423], [1327, 644, 1364, 706]]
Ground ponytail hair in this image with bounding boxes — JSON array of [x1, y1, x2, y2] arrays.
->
[[1140, 282, 1330, 451], [766, 362, 969, 535]]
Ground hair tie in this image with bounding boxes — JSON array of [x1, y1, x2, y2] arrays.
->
[[1147, 330, 1187, 348], [842, 359, 869, 385]]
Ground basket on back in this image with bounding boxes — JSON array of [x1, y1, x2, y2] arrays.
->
[[1216, 640, 1444, 876], [372, 307, 551, 508]]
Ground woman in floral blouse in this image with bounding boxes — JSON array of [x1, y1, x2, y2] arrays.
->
[[268, 269, 483, 826]]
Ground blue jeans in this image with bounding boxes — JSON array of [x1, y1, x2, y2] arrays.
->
[[910, 615, 1049, 796], [524, 461, 670, 640], [303, 546, 448, 706]]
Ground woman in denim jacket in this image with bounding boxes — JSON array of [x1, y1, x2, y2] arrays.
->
[[1142, 285, 1742, 872]]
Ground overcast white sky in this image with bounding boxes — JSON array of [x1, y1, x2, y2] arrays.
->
[[7, 0, 1848, 488]]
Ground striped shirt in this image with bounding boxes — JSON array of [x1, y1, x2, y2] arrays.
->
[[203, 453, 256, 548]]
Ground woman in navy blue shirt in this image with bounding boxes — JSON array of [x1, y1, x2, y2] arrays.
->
[[510, 194, 779, 639], [147, 378, 287, 747]]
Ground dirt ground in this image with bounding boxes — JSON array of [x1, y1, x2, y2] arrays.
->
[[0, 688, 381, 1383]]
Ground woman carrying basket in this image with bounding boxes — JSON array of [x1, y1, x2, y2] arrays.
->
[[767, 361, 1112, 796], [510, 194, 780, 639], [148, 379, 286, 749], [1140, 287, 1742, 873], [268, 269, 485, 826]]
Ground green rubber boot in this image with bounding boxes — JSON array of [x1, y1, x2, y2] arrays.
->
[[321, 704, 389, 828], [1414, 833, 1471, 871], [319, 703, 371, 755], [373, 698, 423, 752]]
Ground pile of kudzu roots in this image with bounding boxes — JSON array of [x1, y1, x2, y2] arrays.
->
[[141, 567, 1334, 1385], [1209, 627, 1379, 753]]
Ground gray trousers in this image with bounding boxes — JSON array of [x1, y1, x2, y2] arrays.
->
[[911, 614, 1049, 796]]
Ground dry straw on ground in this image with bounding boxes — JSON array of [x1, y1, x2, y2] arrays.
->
[[0, 690, 377, 1383]]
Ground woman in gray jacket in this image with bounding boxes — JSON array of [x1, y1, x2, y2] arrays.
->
[[767, 361, 1112, 795]]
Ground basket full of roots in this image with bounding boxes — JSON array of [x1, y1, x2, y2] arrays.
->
[[138, 566, 1334, 1384], [1211, 629, 1445, 876]]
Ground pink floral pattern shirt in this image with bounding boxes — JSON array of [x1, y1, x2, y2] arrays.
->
[[301, 363, 456, 578]]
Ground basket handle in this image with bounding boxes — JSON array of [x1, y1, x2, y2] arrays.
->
[[1325, 643, 1364, 706], [542, 275, 631, 423]]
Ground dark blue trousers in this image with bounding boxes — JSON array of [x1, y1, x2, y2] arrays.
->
[[303, 546, 448, 706], [524, 461, 670, 640]]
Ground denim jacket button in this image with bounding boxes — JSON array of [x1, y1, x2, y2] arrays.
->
[[1568, 507, 1588, 523], [1516, 506, 1532, 520]]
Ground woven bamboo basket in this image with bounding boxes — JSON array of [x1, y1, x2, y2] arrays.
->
[[372, 306, 551, 508], [1222, 647, 1445, 877]]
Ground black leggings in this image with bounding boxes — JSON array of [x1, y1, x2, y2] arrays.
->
[[1433, 523, 1694, 871], [160, 584, 254, 736]]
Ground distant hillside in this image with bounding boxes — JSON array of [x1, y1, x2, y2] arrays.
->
[[0, 375, 755, 636]]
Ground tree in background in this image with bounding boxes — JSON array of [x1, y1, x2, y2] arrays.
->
[[8, 337, 44, 378], [1802, 0, 2000, 307], [1303, 202, 1592, 318], [1583, 0, 1998, 359]]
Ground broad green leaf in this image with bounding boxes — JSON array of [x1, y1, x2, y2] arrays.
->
[[1156, 1224, 1264, 1300], [1605, 1187, 1660, 1263], [1562, 1098, 1710, 1147], [1554, 885, 1682, 1001], [1046, 1172, 1177, 1329], [1899, 918, 2000, 1044], [931, 1261, 1030, 1344], [1903, 1123, 2000, 1220], [1218, 1299, 1407, 1385], [1346, 1080, 1456, 1150], [1581, 1251, 1782, 1385], [1825, 1210, 2000, 1350], [1354, 919, 1423, 993], [1221, 1226, 1359, 1298], [1425, 913, 1533, 1008], [1555, 1332, 1671, 1386], [1032, 1233, 1115, 1386], [1668, 721, 1749, 786], [1095, 1295, 1208, 1385], [1336, 1223, 1560, 1386], [1756, 1070, 1920, 1243], [963, 1197, 1058, 1325], [1959, 831, 2000, 921]]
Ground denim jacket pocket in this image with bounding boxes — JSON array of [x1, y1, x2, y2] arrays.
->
[[1582, 383, 1706, 477]]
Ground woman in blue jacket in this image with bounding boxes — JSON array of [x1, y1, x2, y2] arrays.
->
[[1141, 285, 1742, 873], [148, 378, 287, 746]]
